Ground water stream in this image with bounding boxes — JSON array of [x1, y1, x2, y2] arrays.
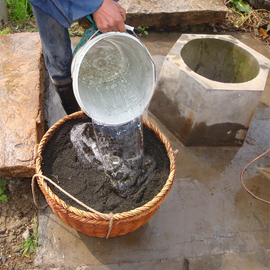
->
[[70, 117, 156, 198], [72, 36, 156, 197]]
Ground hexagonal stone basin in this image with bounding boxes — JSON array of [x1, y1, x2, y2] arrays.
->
[[149, 34, 270, 146]]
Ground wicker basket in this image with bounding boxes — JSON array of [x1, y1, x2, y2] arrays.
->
[[35, 111, 177, 238]]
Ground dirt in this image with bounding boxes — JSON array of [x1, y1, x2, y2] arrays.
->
[[0, 178, 38, 269], [41, 117, 170, 214]]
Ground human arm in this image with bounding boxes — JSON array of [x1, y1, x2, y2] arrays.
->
[[92, 0, 126, 33]]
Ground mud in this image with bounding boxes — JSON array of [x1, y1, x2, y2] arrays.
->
[[41, 117, 170, 214]]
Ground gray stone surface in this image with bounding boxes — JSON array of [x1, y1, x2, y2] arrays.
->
[[0, 0, 8, 27], [149, 34, 270, 146], [0, 33, 45, 177], [119, 0, 228, 27], [36, 251, 270, 270], [34, 33, 270, 270], [187, 250, 270, 270], [35, 258, 187, 270]]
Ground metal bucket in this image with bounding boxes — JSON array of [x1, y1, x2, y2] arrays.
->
[[71, 31, 155, 125]]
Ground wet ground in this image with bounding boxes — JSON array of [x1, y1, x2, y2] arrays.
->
[[35, 32, 270, 269]]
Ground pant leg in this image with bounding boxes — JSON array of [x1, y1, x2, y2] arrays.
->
[[31, 4, 72, 85], [31, 4, 80, 114]]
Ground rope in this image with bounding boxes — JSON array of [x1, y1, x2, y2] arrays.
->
[[106, 213, 114, 239], [31, 175, 48, 210], [240, 148, 270, 205], [72, 15, 100, 56], [32, 174, 114, 238], [32, 144, 47, 209], [34, 144, 42, 163], [72, 15, 131, 57], [168, 150, 179, 159]]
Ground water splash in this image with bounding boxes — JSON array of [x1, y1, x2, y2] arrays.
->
[[109, 154, 156, 198], [93, 117, 156, 197], [70, 122, 103, 168], [93, 117, 144, 171], [70, 118, 156, 198]]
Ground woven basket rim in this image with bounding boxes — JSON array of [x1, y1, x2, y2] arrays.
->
[[36, 111, 176, 221]]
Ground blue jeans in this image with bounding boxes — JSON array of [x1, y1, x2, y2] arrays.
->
[[31, 4, 72, 85]]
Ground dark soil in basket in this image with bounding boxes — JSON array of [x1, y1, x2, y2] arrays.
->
[[41, 117, 170, 214]]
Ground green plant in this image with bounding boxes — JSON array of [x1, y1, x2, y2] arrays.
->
[[21, 216, 39, 258], [0, 28, 11, 34], [138, 26, 149, 37], [230, 0, 252, 14], [5, 0, 33, 25], [0, 180, 8, 202]]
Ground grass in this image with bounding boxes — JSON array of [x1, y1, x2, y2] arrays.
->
[[1, 0, 37, 33], [5, 0, 33, 24], [2, 0, 84, 35], [0, 27, 11, 34], [20, 216, 39, 258]]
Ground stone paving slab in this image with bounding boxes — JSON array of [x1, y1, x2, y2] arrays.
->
[[0, 33, 45, 177], [119, 0, 228, 27], [33, 258, 186, 270], [33, 250, 270, 270]]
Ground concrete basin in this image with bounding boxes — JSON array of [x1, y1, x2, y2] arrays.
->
[[149, 34, 270, 146]]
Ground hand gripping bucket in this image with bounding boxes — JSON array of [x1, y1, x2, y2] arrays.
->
[[71, 26, 156, 125]]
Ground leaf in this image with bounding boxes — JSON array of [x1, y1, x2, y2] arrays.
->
[[21, 238, 32, 258], [231, 0, 252, 14], [20, 216, 39, 258], [0, 180, 7, 187], [0, 194, 8, 202], [260, 27, 268, 38]]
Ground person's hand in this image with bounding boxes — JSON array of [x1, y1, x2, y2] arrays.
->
[[93, 0, 126, 33]]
